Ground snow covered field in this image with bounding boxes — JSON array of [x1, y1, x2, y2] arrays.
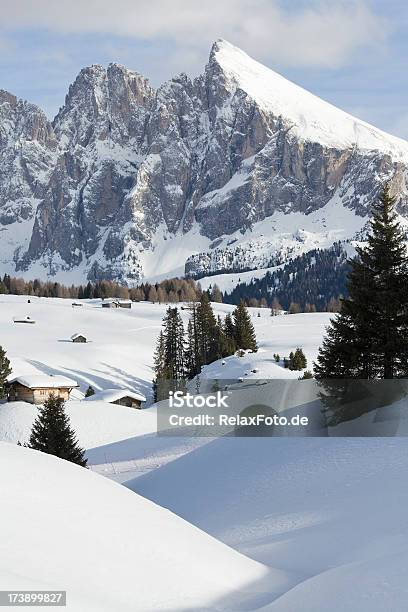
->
[[0, 294, 332, 479], [131, 437, 408, 612], [1, 294, 408, 610]]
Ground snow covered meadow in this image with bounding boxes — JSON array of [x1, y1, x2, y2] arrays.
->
[[1, 294, 407, 611]]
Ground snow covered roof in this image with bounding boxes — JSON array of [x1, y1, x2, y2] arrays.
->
[[102, 298, 132, 304], [71, 333, 86, 340], [84, 388, 146, 403], [8, 375, 79, 389]]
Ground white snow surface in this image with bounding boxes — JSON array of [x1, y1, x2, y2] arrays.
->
[[7, 374, 79, 389], [2, 295, 408, 609], [0, 443, 291, 612], [131, 437, 408, 611], [215, 40, 408, 158], [0, 296, 332, 479], [84, 387, 147, 403]]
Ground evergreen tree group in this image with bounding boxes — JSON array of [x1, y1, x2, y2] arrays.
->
[[288, 348, 307, 371], [28, 394, 87, 467], [224, 243, 348, 312], [315, 185, 408, 379], [282, 348, 307, 371], [153, 298, 257, 399], [0, 273, 205, 304]]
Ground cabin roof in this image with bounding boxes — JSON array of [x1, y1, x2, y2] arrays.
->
[[8, 375, 79, 389], [71, 333, 86, 340], [84, 388, 146, 403], [102, 298, 131, 304]]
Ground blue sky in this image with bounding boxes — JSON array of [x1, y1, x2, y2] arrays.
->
[[0, 0, 407, 138]]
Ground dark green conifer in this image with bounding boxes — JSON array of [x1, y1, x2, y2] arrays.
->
[[232, 301, 258, 352], [315, 185, 408, 379], [28, 395, 87, 467], [0, 346, 11, 398]]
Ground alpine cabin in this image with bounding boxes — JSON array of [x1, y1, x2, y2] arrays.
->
[[7, 375, 79, 405], [84, 388, 146, 409]]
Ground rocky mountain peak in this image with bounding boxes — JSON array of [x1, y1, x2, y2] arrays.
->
[[53, 63, 155, 148], [1, 41, 408, 287]]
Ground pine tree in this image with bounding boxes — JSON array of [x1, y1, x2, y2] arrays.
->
[[153, 330, 166, 401], [299, 370, 313, 380], [289, 348, 307, 370], [0, 346, 11, 398], [215, 315, 235, 359], [28, 395, 87, 466], [85, 385, 95, 397], [164, 307, 186, 378], [224, 313, 235, 342], [210, 284, 223, 303], [222, 313, 236, 355], [233, 301, 258, 352], [315, 185, 408, 379], [196, 293, 219, 365]]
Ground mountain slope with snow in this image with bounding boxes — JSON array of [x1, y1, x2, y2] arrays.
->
[[214, 40, 408, 156], [1, 41, 408, 285]]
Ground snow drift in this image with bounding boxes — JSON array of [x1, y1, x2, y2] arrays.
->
[[0, 443, 298, 611], [130, 437, 408, 611]]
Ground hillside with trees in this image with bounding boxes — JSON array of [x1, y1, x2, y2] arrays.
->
[[153, 298, 257, 400], [223, 243, 349, 311]]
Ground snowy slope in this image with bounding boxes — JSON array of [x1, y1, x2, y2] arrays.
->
[[0, 400, 156, 448], [0, 295, 332, 398], [0, 295, 333, 480], [130, 437, 408, 611], [0, 294, 164, 402], [214, 40, 408, 157], [1, 443, 297, 611]]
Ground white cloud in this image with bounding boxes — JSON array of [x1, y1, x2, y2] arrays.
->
[[1, 1, 388, 69]]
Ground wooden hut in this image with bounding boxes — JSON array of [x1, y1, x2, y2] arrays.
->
[[84, 388, 146, 409], [71, 333, 87, 343], [101, 299, 132, 309], [101, 300, 119, 309], [7, 375, 79, 405]]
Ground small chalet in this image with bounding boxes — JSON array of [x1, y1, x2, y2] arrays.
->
[[84, 388, 146, 409], [101, 300, 119, 309], [101, 299, 132, 309], [71, 333, 87, 343], [7, 375, 79, 405]]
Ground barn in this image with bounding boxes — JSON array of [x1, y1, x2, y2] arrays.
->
[[101, 299, 132, 309], [101, 300, 119, 309], [71, 333, 87, 343], [7, 375, 79, 405], [84, 388, 146, 409]]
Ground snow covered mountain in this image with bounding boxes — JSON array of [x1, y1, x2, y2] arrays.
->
[[1, 40, 408, 285]]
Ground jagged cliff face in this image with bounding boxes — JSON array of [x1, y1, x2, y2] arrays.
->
[[1, 40, 408, 284]]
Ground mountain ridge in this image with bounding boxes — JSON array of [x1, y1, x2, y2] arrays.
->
[[0, 39, 407, 286]]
